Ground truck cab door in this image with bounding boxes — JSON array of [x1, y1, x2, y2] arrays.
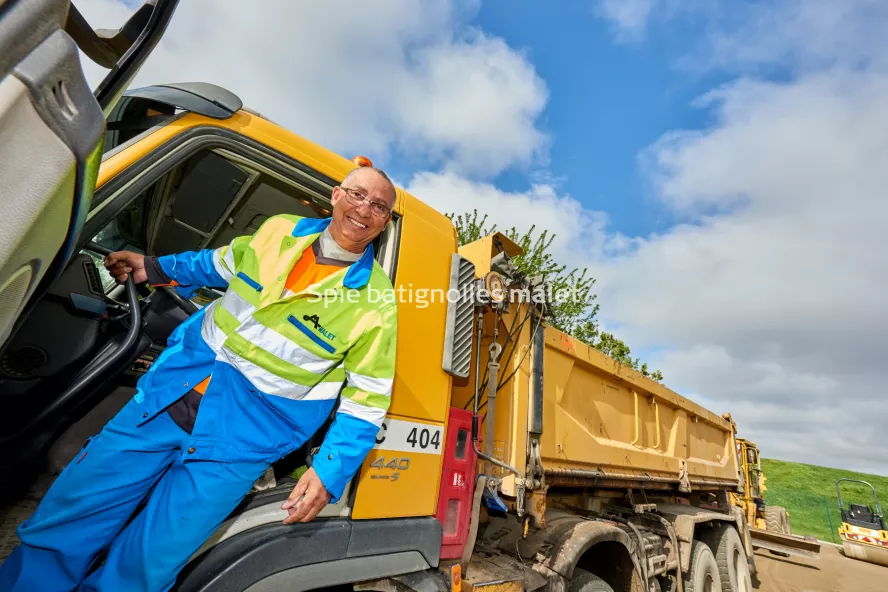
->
[[0, 0, 179, 351], [0, 81, 243, 479]]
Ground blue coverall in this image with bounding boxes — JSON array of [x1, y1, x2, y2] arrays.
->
[[0, 221, 385, 591]]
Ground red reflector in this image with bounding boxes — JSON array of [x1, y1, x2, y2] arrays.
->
[[443, 499, 460, 536]]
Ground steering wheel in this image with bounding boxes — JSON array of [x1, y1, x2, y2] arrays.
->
[[86, 242, 199, 317]]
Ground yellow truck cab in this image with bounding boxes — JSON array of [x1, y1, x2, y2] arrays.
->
[[3, 77, 466, 585], [3, 3, 765, 592]]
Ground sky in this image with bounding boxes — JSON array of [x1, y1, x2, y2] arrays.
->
[[75, 0, 888, 475]]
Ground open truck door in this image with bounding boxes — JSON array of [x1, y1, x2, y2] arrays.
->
[[0, 0, 179, 351], [0, 0, 179, 484]]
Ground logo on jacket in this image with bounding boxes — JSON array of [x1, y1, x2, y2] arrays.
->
[[303, 314, 335, 341]]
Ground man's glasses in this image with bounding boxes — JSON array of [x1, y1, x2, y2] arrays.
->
[[340, 186, 392, 218]]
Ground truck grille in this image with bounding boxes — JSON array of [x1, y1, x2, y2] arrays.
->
[[442, 254, 475, 378]]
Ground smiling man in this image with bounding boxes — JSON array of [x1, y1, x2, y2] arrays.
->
[[0, 167, 399, 592]]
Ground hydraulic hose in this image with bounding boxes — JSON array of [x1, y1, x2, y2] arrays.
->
[[469, 309, 525, 515]]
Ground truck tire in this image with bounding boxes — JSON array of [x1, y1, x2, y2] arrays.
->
[[764, 506, 790, 535], [701, 526, 751, 592], [569, 568, 614, 592], [683, 540, 723, 592]]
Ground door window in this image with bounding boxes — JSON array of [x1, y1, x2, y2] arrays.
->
[[86, 135, 399, 297], [104, 96, 178, 156], [84, 187, 152, 292]]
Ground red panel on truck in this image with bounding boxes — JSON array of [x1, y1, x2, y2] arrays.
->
[[434, 407, 477, 559]]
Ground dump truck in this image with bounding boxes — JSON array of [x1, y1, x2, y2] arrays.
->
[[2, 2, 759, 591], [836, 479, 888, 567], [726, 435, 820, 560]]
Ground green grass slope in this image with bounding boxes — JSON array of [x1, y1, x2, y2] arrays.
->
[[760, 458, 888, 542]]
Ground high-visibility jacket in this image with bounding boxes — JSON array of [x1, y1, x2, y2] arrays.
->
[[134, 214, 397, 502]]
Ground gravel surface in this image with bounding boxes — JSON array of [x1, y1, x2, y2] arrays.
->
[[754, 543, 887, 592]]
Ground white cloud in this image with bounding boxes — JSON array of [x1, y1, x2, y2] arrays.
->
[[596, 0, 888, 74], [406, 170, 609, 267], [700, 0, 888, 73], [595, 0, 658, 39], [74, 0, 547, 177], [657, 345, 888, 474], [591, 2, 888, 473]]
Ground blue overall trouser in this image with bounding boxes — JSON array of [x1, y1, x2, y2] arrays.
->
[[0, 395, 269, 592]]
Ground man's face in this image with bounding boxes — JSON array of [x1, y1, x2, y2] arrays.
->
[[329, 169, 395, 252]]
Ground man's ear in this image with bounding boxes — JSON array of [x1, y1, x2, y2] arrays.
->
[[331, 186, 342, 206]]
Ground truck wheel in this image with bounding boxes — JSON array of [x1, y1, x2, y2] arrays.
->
[[569, 568, 614, 592], [683, 540, 723, 592], [764, 506, 790, 535], [701, 526, 751, 592]]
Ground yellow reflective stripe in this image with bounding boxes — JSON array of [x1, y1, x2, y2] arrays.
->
[[213, 303, 240, 335], [342, 307, 397, 378], [228, 274, 262, 304], [342, 386, 390, 410], [338, 396, 387, 425]]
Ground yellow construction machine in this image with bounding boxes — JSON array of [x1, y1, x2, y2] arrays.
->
[[836, 479, 888, 566], [734, 438, 791, 534], [726, 434, 820, 559]]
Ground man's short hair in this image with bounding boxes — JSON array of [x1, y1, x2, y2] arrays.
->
[[341, 166, 397, 204]]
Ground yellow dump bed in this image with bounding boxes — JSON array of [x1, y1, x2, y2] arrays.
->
[[451, 236, 739, 498], [537, 326, 739, 491]]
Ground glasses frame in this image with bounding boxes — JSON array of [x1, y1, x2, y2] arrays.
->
[[339, 186, 392, 218]]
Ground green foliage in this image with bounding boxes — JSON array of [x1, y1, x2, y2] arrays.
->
[[761, 458, 888, 542], [595, 332, 665, 382], [447, 209, 663, 381]]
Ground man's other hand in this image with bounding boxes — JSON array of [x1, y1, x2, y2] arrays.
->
[[103, 251, 147, 285], [281, 467, 332, 524]]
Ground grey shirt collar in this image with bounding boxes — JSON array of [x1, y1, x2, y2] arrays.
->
[[318, 227, 363, 263]]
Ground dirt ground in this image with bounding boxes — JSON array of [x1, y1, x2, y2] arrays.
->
[[754, 543, 887, 592]]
